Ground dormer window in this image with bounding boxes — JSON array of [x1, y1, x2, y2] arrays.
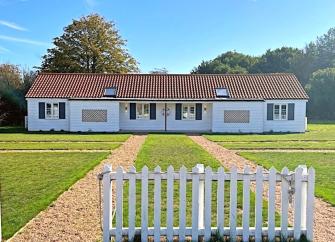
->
[[104, 87, 117, 97], [215, 88, 229, 98]]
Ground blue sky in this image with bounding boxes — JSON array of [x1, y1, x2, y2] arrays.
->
[[0, 0, 334, 73]]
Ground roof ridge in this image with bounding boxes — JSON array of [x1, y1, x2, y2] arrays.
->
[[38, 72, 296, 76]]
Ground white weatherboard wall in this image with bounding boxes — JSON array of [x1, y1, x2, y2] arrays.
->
[[119, 102, 212, 132], [69, 100, 119, 132], [166, 103, 212, 132], [27, 98, 69, 131], [212, 101, 264, 133], [119, 102, 165, 131], [263, 100, 307, 133]]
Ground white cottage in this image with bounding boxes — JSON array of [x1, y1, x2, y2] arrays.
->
[[25, 73, 308, 133]]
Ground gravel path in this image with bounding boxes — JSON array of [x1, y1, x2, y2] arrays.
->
[[10, 135, 146, 242], [189, 135, 335, 242]]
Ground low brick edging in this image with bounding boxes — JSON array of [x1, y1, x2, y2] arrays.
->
[[10, 135, 146, 242], [189, 135, 335, 242]]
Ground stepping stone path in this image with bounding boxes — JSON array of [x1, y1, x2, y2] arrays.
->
[[10, 135, 146, 242], [189, 135, 335, 242]]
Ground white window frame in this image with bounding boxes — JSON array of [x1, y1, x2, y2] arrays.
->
[[273, 104, 288, 120], [182, 103, 196, 120], [45, 102, 59, 119], [136, 103, 150, 119]]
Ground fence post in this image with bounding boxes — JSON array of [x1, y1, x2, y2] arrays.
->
[[197, 164, 205, 229], [103, 164, 112, 242], [300, 165, 308, 230], [306, 167, 315, 241]]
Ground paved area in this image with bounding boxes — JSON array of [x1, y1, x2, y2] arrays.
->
[[190, 135, 335, 242], [10, 135, 146, 242]]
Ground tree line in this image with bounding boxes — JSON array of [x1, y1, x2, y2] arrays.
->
[[1, 14, 334, 125], [192, 28, 335, 120]]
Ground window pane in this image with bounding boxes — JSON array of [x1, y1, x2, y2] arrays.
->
[[144, 104, 149, 115], [137, 104, 142, 116], [281, 105, 287, 119], [190, 106, 195, 114], [46, 103, 51, 116], [274, 105, 280, 114], [53, 103, 59, 117], [182, 106, 188, 119], [189, 105, 195, 119]]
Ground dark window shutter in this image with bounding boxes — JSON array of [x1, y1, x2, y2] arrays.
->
[[196, 103, 202, 120], [267, 103, 273, 120], [150, 103, 156, 120], [130, 103, 136, 120], [175, 103, 182, 120], [39, 102, 45, 119], [288, 103, 295, 120], [59, 102, 66, 119]]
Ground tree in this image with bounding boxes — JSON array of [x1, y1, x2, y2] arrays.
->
[[251, 47, 302, 73], [0, 64, 36, 125], [191, 51, 258, 74], [41, 14, 139, 73], [306, 68, 335, 120]]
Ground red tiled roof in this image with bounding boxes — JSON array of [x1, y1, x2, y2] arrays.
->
[[26, 73, 309, 100]]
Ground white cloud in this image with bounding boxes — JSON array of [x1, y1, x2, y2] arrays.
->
[[85, 0, 97, 8], [0, 20, 27, 31], [0, 35, 49, 46], [0, 45, 10, 53]]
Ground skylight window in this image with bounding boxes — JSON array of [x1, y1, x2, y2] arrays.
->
[[104, 87, 117, 97], [215, 88, 229, 98]]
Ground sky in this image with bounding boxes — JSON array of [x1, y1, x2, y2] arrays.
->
[[0, 0, 334, 73]]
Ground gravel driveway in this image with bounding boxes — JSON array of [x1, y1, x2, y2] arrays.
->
[[10, 134, 146, 242], [189, 135, 335, 242]]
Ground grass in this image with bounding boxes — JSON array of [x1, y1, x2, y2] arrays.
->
[[0, 131, 130, 142], [203, 123, 335, 206], [218, 140, 335, 150], [0, 152, 109, 239], [205, 123, 335, 142], [0, 141, 121, 150], [121, 134, 279, 230], [239, 152, 335, 206], [0, 129, 128, 239]]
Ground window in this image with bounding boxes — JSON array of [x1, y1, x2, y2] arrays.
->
[[104, 87, 117, 97], [136, 103, 150, 119], [182, 104, 195, 120], [274, 104, 287, 120], [46, 103, 59, 119], [215, 88, 229, 97]]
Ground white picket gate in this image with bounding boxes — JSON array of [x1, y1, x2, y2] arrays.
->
[[100, 164, 315, 242]]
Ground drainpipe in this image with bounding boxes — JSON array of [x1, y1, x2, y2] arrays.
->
[[164, 103, 167, 132]]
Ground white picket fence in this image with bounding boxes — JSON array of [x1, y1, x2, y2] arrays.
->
[[100, 164, 315, 242]]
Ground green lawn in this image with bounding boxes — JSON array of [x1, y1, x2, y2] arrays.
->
[[204, 124, 335, 206], [0, 129, 129, 239], [239, 152, 335, 206], [121, 134, 279, 229], [0, 141, 121, 150], [218, 140, 335, 150], [0, 152, 109, 239], [0, 132, 130, 142], [205, 123, 335, 142]]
